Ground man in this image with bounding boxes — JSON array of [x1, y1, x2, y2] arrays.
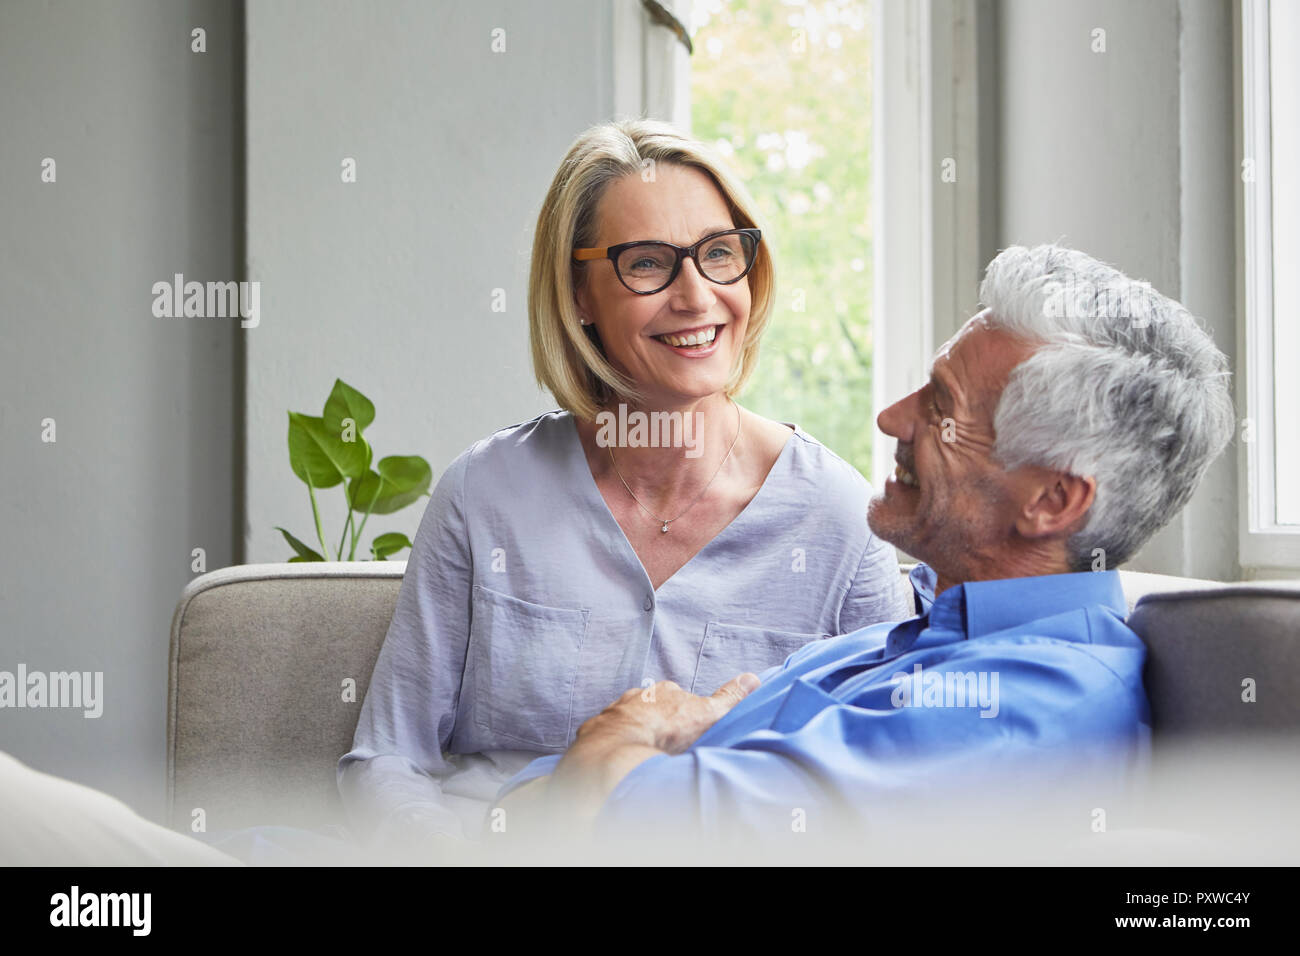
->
[[494, 244, 1235, 842]]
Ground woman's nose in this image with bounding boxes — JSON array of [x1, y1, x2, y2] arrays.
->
[[668, 257, 716, 310]]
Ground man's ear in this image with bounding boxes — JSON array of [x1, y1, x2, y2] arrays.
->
[[1013, 470, 1097, 539]]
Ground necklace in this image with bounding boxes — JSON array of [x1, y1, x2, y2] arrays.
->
[[607, 400, 742, 533]]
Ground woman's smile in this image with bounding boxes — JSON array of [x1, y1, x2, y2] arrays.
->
[[650, 322, 725, 358]]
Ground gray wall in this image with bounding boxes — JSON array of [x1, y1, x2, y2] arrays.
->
[[0, 0, 240, 819], [0, 0, 624, 822], [993, 0, 1239, 579], [997, 0, 1182, 295], [244, 0, 611, 564]]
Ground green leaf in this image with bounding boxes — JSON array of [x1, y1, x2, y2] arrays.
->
[[377, 455, 432, 500], [347, 470, 383, 512], [322, 379, 376, 438], [287, 411, 370, 485], [346, 455, 433, 515], [275, 526, 325, 562], [370, 532, 413, 560]]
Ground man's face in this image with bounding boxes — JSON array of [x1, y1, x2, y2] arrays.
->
[[867, 311, 1040, 578]]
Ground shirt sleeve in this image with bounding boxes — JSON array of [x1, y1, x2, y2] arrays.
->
[[593, 639, 1149, 841], [336, 444, 477, 844], [837, 526, 913, 632], [495, 754, 563, 803]]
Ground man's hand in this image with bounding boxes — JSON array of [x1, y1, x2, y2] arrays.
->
[[574, 673, 761, 755], [542, 672, 761, 825]]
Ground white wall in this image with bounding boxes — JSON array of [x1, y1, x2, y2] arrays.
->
[[0, 0, 239, 819], [243, 0, 616, 563]]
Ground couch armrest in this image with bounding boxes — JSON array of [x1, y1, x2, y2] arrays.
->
[[167, 562, 406, 831]]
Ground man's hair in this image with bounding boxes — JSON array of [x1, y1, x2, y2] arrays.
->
[[979, 244, 1234, 571], [528, 118, 776, 421]]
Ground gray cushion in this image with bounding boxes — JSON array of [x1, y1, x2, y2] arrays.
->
[[1129, 583, 1300, 738], [167, 563, 402, 830]]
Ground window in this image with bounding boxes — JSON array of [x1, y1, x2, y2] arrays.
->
[[690, 0, 875, 478], [1240, 0, 1300, 568]]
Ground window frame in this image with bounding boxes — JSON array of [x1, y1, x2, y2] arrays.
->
[[871, 0, 991, 496], [610, 0, 691, 128], [1238, 0, 1300, 570]]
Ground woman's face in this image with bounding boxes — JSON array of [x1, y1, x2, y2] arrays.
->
[[574, 163, 753, 408]]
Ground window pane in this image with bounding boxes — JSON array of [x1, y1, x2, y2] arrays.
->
[[691, 0, 874, 478]]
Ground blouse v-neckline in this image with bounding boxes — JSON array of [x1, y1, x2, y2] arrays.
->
[[565, 412, 799, 593]]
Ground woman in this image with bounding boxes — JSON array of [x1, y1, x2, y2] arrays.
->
[[338, 119, 911, 849]]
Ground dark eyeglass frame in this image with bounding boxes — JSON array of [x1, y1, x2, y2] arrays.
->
[[572, 227, 762, 295]]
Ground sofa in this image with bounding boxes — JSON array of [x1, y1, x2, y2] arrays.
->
[[165, 562, 1300, 835]]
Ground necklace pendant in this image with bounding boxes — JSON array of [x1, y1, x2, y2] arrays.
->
[[661, 522, 669, 533]]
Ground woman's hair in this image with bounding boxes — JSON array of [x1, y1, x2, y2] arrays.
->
[[979, 244, 1235, 570], [528, 118, 775, 421]]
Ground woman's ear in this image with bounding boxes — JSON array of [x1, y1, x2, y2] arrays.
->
[[574, 282, 593, 326]]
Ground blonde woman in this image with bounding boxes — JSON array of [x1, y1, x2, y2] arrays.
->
[[339, 119, 912, 849]]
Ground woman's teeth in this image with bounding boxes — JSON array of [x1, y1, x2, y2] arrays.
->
[[656, 326, 717, 348], [894, 463, 920, 488]]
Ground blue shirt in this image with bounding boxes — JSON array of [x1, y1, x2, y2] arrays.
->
[[499, 566, 1150, 838], [908, 562, 937, 615], [338, 409, 912, 841]]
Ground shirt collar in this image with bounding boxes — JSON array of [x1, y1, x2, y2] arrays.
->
[[886, 565, 960, 656], [960, 569, 1126, 638], [889, 564, 1126, 656], [908, 563, 937, 616]]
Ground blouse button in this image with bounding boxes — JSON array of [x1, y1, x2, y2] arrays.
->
[[643, 595, 653, 612]]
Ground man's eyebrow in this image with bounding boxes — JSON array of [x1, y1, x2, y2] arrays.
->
[[930, 367, 958, 406]]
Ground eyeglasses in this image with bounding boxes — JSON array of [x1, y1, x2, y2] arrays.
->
[[572, 227, 762, 295]]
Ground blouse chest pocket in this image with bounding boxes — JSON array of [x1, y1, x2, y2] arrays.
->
[[690, 621, 827, 696], [469, 584, 590, 749]]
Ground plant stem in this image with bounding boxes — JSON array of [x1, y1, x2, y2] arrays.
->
[[337, 505, 353, 561], [307, 476, 329, 560], [349, 483, 382, 560], [347, 500, 360, 559]]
